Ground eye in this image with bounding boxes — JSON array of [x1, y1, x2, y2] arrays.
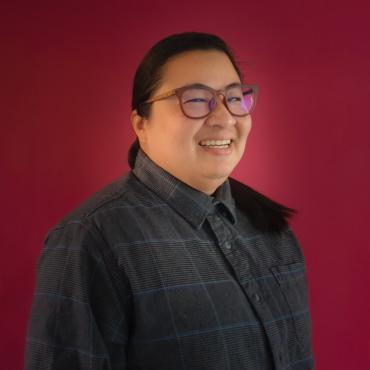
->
[[227, 96, 241, 102], [243, 89, 254, 96], [183, 98, 208, 104]]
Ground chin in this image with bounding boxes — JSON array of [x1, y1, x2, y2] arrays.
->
[[211, 163, 237, 178], [204, 169, 233, 181]]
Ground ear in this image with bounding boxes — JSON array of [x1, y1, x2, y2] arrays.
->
[[130, 110, 148, 144]]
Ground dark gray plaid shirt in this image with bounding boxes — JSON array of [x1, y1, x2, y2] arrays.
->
[[25, 149, 314, 370]]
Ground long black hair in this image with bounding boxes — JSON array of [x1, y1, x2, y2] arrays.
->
[[128, 32, 296, 233]]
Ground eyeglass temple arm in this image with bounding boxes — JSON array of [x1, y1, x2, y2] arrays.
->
[[145, 90, 176, 104]]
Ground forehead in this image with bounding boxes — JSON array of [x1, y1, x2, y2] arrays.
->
[[158, 50, 241, 91]]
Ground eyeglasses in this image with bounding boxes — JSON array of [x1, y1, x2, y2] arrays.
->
[[143, 83, 259, 119]]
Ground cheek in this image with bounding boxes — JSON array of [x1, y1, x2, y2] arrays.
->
[[148, 121, 197, 156], [237, 118, 252, 141], [165, 122, 201, 150], [148, 105, 203, 152], [245, 123, 252, 139]]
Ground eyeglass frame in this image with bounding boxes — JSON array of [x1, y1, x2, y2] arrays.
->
[[142, 83, 259, 119]]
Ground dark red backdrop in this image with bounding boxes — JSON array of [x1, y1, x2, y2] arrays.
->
[[1, 1, 370, 369]]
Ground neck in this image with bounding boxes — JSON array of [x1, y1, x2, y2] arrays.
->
[[182, 176, 227, 196]]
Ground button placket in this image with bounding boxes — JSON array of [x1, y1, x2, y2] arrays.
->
[[207, 213, 232, 249]]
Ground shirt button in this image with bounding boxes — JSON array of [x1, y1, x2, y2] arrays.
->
[[252, 293, 261, 303], [224, 242, 232, 250]]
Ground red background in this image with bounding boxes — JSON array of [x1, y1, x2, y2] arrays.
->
[[1, 1, 370, 369]]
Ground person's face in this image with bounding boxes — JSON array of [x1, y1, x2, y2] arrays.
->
[[132, 50, 252, 195]]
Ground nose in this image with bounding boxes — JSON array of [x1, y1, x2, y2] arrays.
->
[[205, 94, 237, 127]]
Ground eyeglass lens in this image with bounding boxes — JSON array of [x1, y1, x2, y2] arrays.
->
[[180, 85, 255, 118]]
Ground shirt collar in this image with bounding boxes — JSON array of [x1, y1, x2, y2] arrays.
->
[[132, 149, 237, 229]]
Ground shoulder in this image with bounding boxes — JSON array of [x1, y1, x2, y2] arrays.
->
[[49, 171, 162, 234], [229, 177, 296, 235]]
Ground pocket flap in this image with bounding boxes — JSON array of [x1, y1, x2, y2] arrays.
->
[[270, 262, 306, 284]]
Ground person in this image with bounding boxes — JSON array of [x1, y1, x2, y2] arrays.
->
[[25, 32, 314, 370]]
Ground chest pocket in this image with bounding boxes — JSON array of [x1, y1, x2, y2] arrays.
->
[[270, 262, 312, 353]]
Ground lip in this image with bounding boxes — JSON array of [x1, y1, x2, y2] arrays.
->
[[198, 138, 234, 145], [198, 140, 234, 156]]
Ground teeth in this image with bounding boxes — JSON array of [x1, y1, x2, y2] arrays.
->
[[200, 139, 232, 147]]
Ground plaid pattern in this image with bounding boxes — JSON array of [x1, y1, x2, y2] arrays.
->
[[25, 149, 314, 370]]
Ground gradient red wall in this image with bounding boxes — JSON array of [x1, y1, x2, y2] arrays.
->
[[1, 2, 369, 369]]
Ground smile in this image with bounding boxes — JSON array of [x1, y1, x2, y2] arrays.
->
[[199, 139, 232, 148]]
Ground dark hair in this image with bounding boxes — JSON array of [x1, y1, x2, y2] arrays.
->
[[127, 32, 296, 233], [229, 178, 296, 234], [128, 32, 242, 169]]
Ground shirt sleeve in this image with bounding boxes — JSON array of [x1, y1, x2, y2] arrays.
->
[[24, 221, 132, 370]]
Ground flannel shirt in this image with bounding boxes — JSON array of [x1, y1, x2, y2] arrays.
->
[[25, 149, 314, 369]]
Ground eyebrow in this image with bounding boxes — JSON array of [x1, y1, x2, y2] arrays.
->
[[182, 82, 242, 90]]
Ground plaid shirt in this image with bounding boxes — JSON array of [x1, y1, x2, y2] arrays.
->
[[25, 149, 314, 370]]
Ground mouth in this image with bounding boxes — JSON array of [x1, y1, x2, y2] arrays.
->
[[199, 139, 233, 149]]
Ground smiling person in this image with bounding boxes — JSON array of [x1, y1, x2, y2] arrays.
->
[[25, 32, 314, 370]]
